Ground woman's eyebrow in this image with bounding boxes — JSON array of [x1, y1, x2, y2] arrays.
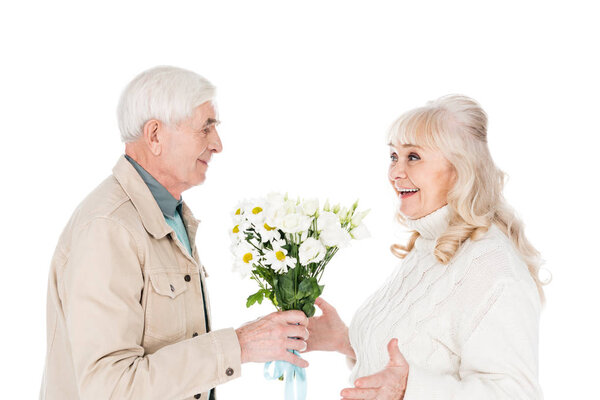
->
[[387, 142, 423, 149]]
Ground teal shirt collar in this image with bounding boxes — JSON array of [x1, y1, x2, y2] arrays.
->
[[125, 154, 183, 219]]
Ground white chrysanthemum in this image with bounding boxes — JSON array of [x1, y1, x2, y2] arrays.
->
[[244, 199, 267, 226], [298, 237, 326, 265], [230, 219, 252, 245], [264, 242, 296, 272], [232, 243, 260, 278], [256, 221, 282, 243], [232, 199, 252, 219]]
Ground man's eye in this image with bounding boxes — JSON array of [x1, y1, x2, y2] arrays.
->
[[408, 153, 420, 161]]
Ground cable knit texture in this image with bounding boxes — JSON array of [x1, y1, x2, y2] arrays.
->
[[348, 206, 543, 399]]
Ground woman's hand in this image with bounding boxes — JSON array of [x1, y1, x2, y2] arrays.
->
[[340, 339, 409, 400], [304, 297, 355, 358]]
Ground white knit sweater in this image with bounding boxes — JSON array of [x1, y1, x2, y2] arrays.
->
[[348, 206, 543, 399]]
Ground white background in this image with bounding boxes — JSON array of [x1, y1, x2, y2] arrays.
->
[[1, 1, 598, 398]]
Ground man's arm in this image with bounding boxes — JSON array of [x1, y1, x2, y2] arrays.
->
[[61, 217, 240, 399]]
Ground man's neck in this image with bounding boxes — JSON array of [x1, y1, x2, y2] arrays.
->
[[124, 148, 184, 200]]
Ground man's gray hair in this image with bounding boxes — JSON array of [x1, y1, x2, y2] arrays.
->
[[117, 66, 216, 143]]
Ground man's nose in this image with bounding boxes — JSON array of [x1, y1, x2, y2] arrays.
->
[[210, 130, 223, 153]]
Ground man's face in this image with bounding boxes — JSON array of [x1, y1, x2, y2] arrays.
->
[[159, 101, 222, 193]]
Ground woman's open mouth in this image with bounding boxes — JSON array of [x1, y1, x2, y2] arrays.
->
[[399, 188, 419, 199]]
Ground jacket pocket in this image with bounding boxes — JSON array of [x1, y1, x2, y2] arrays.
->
[[145, 270, 189, 341]]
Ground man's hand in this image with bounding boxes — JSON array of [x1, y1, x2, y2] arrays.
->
[[340, 339, 409, 400], [235, 310, 309, 368]]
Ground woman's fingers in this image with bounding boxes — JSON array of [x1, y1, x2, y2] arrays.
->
[[314, 297, 335, 313], [386, 338, 406, 367], [355, 370, 386, 389], [340, 387, 378, 399]]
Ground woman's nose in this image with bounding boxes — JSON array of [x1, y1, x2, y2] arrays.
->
[[389, 162, 407, 181]]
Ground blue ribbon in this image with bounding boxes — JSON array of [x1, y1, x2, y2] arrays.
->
[[264, 350, 307, 400]]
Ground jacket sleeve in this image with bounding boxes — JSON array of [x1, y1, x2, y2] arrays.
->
[[403, 278, 542, 400], [60, 217, 241, 400]]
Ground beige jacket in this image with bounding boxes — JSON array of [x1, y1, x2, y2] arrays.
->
[[40, 156, 241, 400]]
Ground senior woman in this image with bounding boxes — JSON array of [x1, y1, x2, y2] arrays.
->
[[305, 95, 546, 399]]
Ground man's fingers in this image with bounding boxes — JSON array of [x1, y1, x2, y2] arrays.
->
[[386, 338, 406, 366], [285, 338, 307, 352], [340, 387, 378, 399], [284, 324, 309, 340], [278, 310, 309, 326], [282, 351, 309, 368]]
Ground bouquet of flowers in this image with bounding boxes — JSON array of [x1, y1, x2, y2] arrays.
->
[[230, 192, 369, 400]]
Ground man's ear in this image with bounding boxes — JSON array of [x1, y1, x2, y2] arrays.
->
[[142, 119, 162, 156]]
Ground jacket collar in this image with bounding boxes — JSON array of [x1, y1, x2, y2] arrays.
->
[[112, 155, 200, 240], [124, 154, 183, 219]]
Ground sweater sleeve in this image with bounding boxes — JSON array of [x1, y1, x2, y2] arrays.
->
[[403, 278, 542, 400], [61, 217, 241, 400]]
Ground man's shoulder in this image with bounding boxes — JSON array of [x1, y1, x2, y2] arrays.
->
[[63, 174, 143, 238]]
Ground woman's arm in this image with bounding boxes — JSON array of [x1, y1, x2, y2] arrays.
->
[[404, 278, 542, 399]]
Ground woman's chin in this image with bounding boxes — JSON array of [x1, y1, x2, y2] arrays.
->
[[399, 207, 419, 220]]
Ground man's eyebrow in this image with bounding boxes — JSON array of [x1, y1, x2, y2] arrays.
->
[[203, 118, 220, 127]]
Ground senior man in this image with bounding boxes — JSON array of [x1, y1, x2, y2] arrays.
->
[[40, 66, 308, 400]]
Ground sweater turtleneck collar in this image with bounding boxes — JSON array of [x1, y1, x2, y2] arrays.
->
[[402, 205, 450, 240]]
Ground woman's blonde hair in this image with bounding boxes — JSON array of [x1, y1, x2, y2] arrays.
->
[[389, 94, 547, 302]]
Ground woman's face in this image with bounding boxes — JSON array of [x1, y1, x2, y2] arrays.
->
[[388, 143, 456, 219]]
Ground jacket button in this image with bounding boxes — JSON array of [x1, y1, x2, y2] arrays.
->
[[192, 332, 198, 337], [194, 394, 201, 399], [184, 274, 191, 282], [225, 367, 234, 376]]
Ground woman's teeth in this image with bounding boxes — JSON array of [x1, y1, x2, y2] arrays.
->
[[400, 188, 419, 194]]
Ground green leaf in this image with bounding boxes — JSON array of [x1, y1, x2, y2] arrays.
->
[[272, 277, 282, 306], [246, 290, 265, 308], [302, 302, 316, 317], [269, 290, 279, 307], [297, 278, 323, 302], [278, 273, 296, 306], [297, 278, 316, 300]]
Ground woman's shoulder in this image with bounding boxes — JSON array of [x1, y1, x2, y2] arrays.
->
[[449, 226, 541, 334], [459, 224, 533, 287]]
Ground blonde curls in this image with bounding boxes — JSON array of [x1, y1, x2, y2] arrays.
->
[[389, 95, 547, 302]]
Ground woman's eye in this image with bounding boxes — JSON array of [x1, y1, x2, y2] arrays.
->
[[408, 153, 420, 161], [390, 153, 398, 162]]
